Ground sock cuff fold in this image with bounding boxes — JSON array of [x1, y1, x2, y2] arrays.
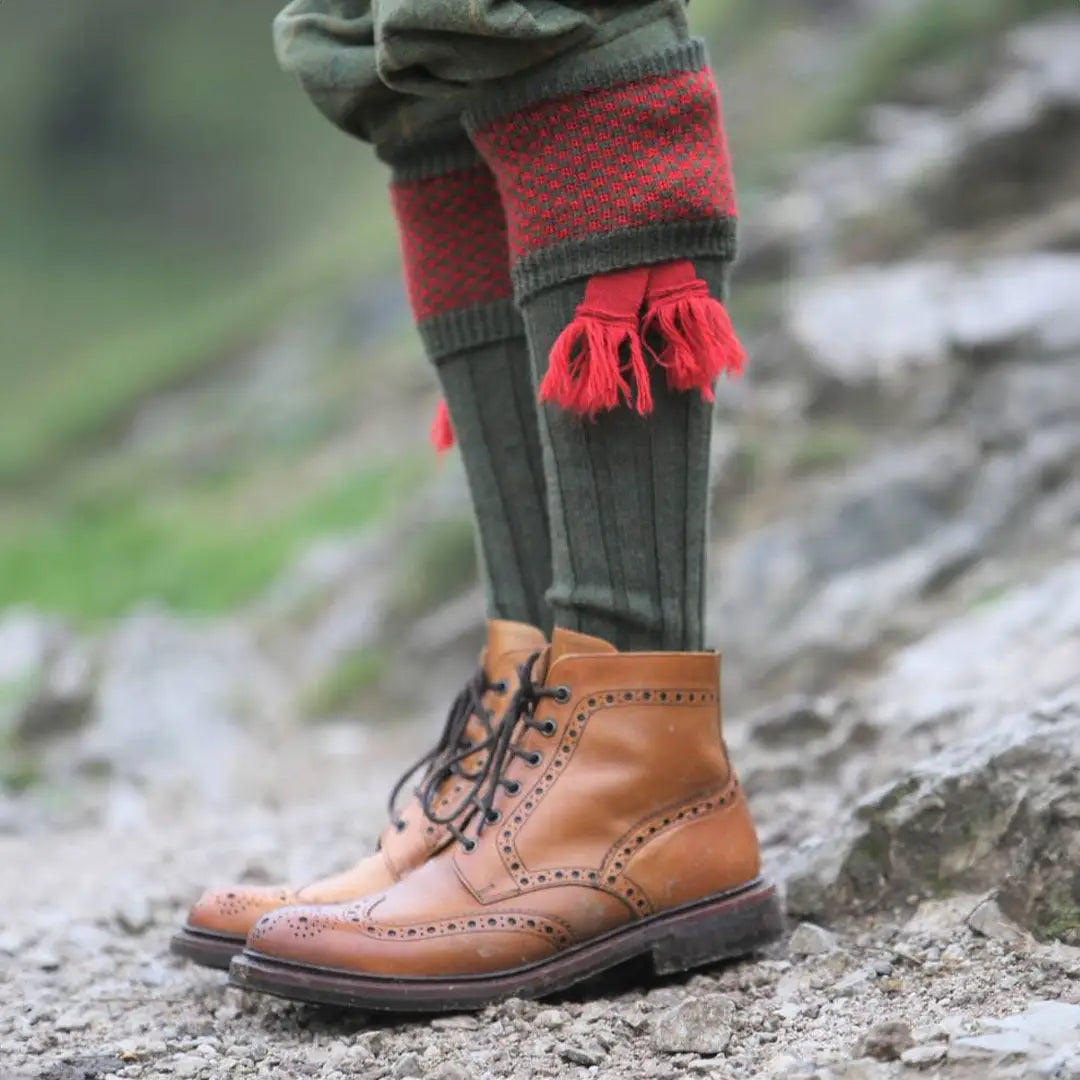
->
[[421, 298, 525, 363], [389, 135, 515, 331], [466, 38, 738, 305]]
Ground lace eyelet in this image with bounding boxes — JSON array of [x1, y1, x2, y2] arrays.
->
[[505, 780, 522, 796], [526, 752, 543, 768], [394, 820, 407, 833], [493, 680, 509, 694], [540, 718, 558, 736], [462, 838, 477, 853], [485, 809, 502, 825], [553, 685, 572, 704]]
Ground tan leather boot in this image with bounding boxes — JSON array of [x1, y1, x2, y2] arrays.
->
[[170, 620, 545, 970], [230, 629, 782, 1010]]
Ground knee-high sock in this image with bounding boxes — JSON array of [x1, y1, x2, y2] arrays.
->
[[467, 39, 742, 649], [389, 131, 552, 633]]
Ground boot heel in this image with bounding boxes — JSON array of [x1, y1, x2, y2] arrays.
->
[[650, 884, 784, 976]]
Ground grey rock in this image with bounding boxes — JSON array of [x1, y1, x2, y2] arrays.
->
[[899, 1043, 946, 1069], [0, 609, 58, 687], [785, 557, 1080, 929], [78, 611, 287, 803], [967, 898, 1032, 947], [855, 1021, 915, 1062], [787, 256, 1080, 392], [115, 896, 153, 935], [535, 1007, 569, 1029], [430, 1066, 471, 1080], [652, 996, 735, 1055], [948, 1030, 1035, 1064], [786, 705, 1080, 928], [788, 922, 839, 956], [53, 1011, 91, 1033], [987, 1001, 1080, 1050], [171, 1056, 205, 1079], [560, 1044, 605, 1067], [393, 1053, 424, 1079]]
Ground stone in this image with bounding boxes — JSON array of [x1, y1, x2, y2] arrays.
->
[[560, 1044, 604, 1067], [652, 996, 736, 1056], [967, 897, 1032, 947], [170, 1056, 204, 1079], [987, 1001, 1080, 1048], [53, 1012, 91, 1033], [786, 256, 1080, 392], [430, 1066, 471, 1080], [789, 922, 839, 956], [899, 1043, 946, 1069], [948, 1030, 1035, 1064], [393, 1053, 424, 1079], [115, 896, 153, 935], [783, 559, 1080, 932], [855, 1021, 915, 1062], [78, 611, 287, 804], [903, 896, 982, 941], [535, 1008, 569, 1029], [785, 703, 1080, 929]]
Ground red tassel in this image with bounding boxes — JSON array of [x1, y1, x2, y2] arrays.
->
[[430, 398, 455, 453], [643, 261, 746, 402], [539, 267, 653, 417]]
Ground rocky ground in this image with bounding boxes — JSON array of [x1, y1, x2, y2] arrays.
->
[[3, 11, 1080, 1080]]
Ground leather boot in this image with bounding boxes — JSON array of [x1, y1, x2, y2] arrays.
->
[[170, 620, 545, 970], [230, 628, 782, 1010]]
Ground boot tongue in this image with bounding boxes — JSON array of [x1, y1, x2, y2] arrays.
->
[[485, 619, 546, 667], [548, 628, 618, 671]]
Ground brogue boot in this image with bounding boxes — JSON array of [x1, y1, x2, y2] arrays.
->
[[231, 628, 782, 1009], [170, 620, 545, 970]]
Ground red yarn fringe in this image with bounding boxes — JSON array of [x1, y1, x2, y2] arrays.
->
[[538, 267, 653, 417], [537, 261, 745, 420], [643, 261, 746, 402], [430, 398, 455, 453]]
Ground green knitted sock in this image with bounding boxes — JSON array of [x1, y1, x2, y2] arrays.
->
[[523, 262, 727, 651], [467, 38, 742, 651], [389, 132, 552, 634], [435, 338, 553, 634]]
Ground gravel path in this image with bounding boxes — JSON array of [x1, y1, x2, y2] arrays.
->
[[4, 710, 1079, 1080]]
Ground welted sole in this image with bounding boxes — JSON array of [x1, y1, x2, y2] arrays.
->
[[170, 926, 246, 971], [228, 879, 783, 1012]]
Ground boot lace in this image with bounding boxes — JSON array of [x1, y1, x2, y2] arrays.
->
[[386, 667, 498, 832], [420, 653, 570, 851]]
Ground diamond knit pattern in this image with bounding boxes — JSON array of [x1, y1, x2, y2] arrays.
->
[[391, 163, 513, 323], [471, 67, 736, 265]]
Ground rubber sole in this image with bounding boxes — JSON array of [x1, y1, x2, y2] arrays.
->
[[228, 879, 783, 1012], [170, 926, 246, 971]]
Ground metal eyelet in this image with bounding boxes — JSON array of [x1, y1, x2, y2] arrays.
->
[[493, 680, 509, 693], [485, 809, 502, 825], [462, 838, 477, 853], [553, 685, 572, 704], [505, 780, 522, 795], [540, 718, 558, 736], [526, 752, 543, 768], [394, 820, 407, 833]]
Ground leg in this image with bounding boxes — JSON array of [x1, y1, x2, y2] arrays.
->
[[275, 0, 554, 632], [281, 0, 728, 649], [234, 1, 782, 1010]]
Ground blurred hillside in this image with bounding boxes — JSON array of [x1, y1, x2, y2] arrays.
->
[[1, 0, 1068, 625]]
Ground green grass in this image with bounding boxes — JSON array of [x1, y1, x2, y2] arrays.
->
[[302, 648, 387, 720], [1, 209, 396, 488], [790, 425, 866, 475], [391, 517, 479, 622], [0, 457, 427, 619]]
